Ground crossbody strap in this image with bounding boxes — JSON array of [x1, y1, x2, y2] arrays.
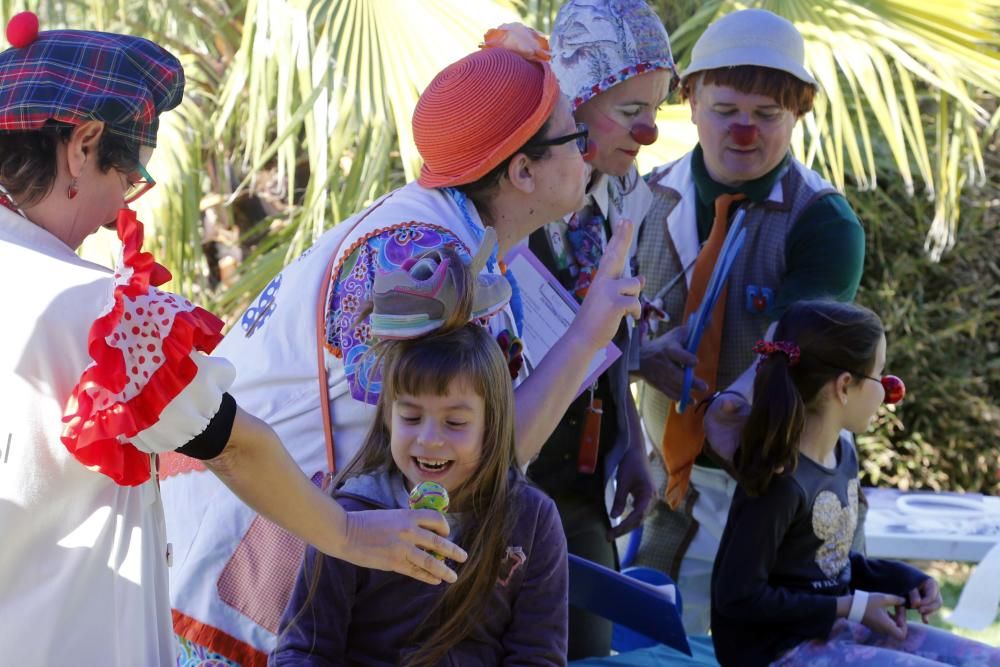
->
[[315, 247, 340, 477], [313, 193, 397, 478]]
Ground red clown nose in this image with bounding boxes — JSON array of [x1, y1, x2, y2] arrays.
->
[[729, 123, 759, 146], [630, 123, 658, 146], [582, 139, 598, 162], [881, 375, 906, 404]]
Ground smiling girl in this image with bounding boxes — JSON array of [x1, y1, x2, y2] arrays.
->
[[272, 248, 568, 666]]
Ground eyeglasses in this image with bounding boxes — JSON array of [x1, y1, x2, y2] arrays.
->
[[857, 373, 906, 404], [527, 122, 590, 154], [836, 369, 906, 405], [124, 163, 156, 204], [816, 357, 906, 405]]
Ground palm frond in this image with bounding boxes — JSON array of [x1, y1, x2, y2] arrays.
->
[[654, 0, 1000, 258], [204, 0, 520, 316]]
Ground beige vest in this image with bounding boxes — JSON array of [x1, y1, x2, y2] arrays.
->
[[636, 153, 838, 445]]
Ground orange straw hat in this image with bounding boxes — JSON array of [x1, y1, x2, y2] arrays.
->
[[414, 23, 560, 189]]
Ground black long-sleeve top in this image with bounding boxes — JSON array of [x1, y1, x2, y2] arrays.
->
[[711, 436, 928, 666]]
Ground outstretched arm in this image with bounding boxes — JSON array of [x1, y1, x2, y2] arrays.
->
[[205, 407, 467, 585]]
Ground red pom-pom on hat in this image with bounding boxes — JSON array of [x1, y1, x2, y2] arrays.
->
[[6, 11, 39, 48]]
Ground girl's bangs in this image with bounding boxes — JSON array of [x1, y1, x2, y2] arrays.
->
[[383, 329, 490, 401]]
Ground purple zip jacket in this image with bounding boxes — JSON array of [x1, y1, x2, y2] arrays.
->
[[271, 470, 568, 666]]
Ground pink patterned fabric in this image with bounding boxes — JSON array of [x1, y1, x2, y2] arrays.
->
[[216, 515, 308, 635], [325, 223, 466, 402], [771, 619, 1000, 666], [215, 471, 326, 634]]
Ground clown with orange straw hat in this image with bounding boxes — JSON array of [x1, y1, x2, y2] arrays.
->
[[161, 21, 644, 663]]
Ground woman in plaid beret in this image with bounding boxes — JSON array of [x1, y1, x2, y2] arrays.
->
[[0, 15, 468, 666]]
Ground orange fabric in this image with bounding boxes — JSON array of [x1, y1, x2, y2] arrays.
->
[[172, 608, 268, 667], [661, 193, 746, 508], [481, 24, 551, 61], [316, 235, 340, 475], [414, 46, 559, 188]]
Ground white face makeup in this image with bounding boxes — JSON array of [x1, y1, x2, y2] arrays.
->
[[575, 69, 672, 178]]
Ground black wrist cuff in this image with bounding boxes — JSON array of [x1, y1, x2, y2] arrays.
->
[[175, 392, 237, 461]]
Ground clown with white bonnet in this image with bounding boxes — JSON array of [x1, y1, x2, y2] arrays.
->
[[525, 0, 676, 658]]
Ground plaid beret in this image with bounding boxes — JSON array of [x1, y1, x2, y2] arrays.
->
[[0, 29, 184, 146]]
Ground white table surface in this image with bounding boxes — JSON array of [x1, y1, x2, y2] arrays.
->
[[863, 487, 1000, 562]]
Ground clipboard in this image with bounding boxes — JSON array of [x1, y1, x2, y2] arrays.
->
[[504, 245, 621, 400]]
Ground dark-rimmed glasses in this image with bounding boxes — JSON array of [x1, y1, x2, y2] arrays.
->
[[827, 365, 905, 405], [816, 357, 905, 405], [527, 122, 590, 154], [124, 163, 156, 204]]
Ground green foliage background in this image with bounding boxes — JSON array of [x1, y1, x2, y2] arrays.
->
[[5, 0, 997, 493], [853, 136, 999, 494]]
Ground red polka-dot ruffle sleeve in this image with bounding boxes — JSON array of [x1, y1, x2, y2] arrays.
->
[[61, 209, 234, 486]]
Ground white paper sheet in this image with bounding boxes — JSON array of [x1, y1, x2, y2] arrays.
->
[[505, 246, 620, 400]]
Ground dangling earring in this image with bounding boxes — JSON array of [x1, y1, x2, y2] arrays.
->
[[67, 178, 79, 199]]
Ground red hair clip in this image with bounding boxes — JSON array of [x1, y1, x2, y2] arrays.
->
[[753, 340, 801, 367]]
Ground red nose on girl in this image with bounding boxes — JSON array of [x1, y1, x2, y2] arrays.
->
[[881, 375, 906, 405], [582, 139, 598, 162], [629, 123, 658, 146], [729, 123, 759, 146]]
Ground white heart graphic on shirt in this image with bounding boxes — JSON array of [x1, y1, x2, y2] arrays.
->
[[811, 480, 859, 579]]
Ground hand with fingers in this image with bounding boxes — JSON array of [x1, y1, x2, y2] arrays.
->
[[608, 399, 654, 540], [340, 509, 468, 586], [574, 219, 643, 350], [861, 592, 909, 641], [703, 391, 752, 462], [608, 450, 654, 541], [636, 322, 706, 401], [909, 577, 943, 623]]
